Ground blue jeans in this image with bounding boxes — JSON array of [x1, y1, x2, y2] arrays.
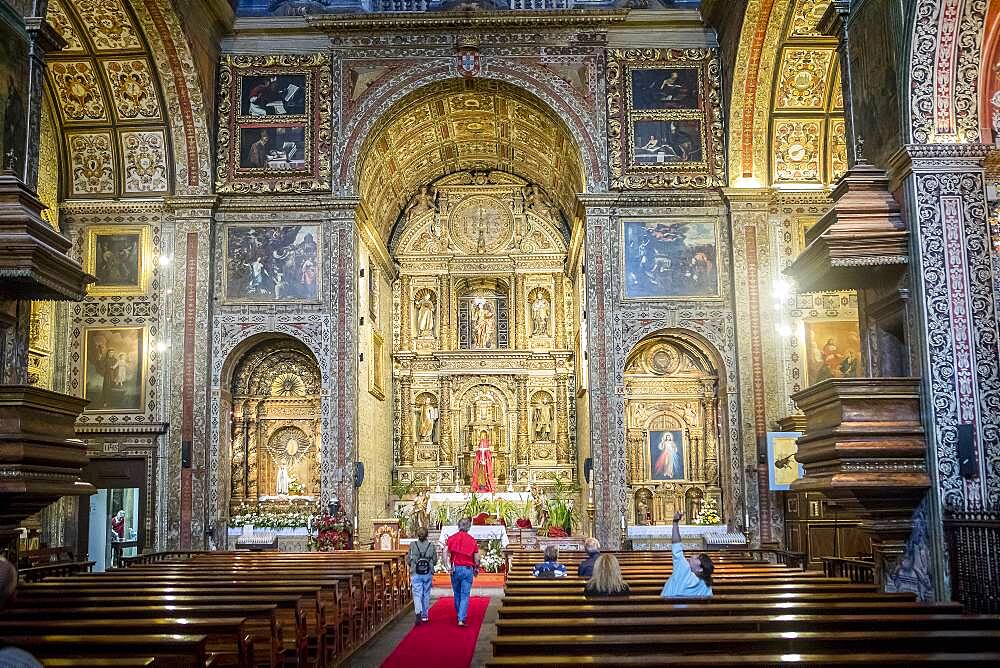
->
[[411, 573, 432, 617], [450, 565, 474, 622]]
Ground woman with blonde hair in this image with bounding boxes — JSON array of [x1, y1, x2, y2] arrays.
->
[[584, 553, 630, 596]]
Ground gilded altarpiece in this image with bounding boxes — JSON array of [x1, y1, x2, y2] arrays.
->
[[624, 336, 722, 525], [391, 171, 576, 490]]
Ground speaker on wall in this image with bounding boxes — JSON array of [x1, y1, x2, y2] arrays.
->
[[584, 457, 593, 485], [957, 423, 977, 479], [355, 461, 365, 488]]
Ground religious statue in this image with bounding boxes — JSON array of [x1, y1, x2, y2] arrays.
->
[[472, 301, 496, 348], [471, 430, 496, 493], [414, 291, 435, 338], [523, 184, 555, 219], [413, 489, 430, 530], [533, 397, 553, 442], [636, 494, 651, 525], [405, 185, 438, 219], [276, 464, 290, 495], [417, 397, 438, 443], [531, 486, 548, 528], [530, 292, 550, 336]]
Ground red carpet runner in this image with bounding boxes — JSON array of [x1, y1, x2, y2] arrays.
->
[[380, 596, 490, 668]]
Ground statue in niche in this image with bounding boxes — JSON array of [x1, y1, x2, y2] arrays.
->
[[406, 185, 438, 219], [471, 430, 496, 493], [417, 396, 439, 443], [636, 493, 651, 525], [472, 301, 496, 348], [413, 489, 430, 530], [531, 291, 550, 336], [533, 396, 554, 442], [276, 464, 290, 495], [414, 291, 436, 338], [684, 403, 699, 429], [531, 486, 548, 527]]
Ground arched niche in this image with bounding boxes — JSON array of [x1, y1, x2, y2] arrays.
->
[[227, 335, 322, 508], [623, 332, 723, 525], [457, 277, 510, 351]]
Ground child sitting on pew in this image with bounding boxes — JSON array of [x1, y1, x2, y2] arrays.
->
[[532, 545, 568, 578], [660, 511, 714, 598], [584, 554, 630, 597]]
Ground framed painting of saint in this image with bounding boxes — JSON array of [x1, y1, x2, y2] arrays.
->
[[630, 67, 700, 110], [82, 327, 146, 413], [649, 430, 685, 481], [238, 73, 307, 117], [632, 120, 703, 166], [84, 226, 150, 296], [0, 5, 29, 177], [804, 320, 861, 386], [238, 125, 307, 172], [767, 432, 804, 491], [223, 224, 321, 303], [623, 220, 720, 300]]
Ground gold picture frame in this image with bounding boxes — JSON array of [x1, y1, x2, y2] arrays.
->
[[81, 326, 147, 413], [222, 223, 322, 304], [84, 226, 151, 297], [369, 329, 385, 400]]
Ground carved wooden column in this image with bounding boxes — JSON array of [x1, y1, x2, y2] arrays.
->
[[438, 274, 450, 351], [514, 274, 526, 349], [400, 376, 413, 465], [439, 376, 452, 465], [516, 375, 529, 466], [554, 272, 566, 349], [702, 389, 719, 486], [555, 374, 570, 464], [449, 275, 459, 350], [400, 274, 412, 351], [626, 428, 644, 485]]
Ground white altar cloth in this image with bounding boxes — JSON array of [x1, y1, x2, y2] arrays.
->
[[438, 524, 510, 548]]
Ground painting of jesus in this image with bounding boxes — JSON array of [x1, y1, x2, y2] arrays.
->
[[649, 430, 685, 481]]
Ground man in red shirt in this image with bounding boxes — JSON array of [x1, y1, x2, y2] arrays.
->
[[445, 516, 480, 626]]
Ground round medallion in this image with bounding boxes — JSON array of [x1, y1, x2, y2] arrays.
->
[[448, 195, 513, 255], [649, 344, 681, 375]]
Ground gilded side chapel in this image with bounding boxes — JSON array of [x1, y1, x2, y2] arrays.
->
[[1, 0, 999, 618]]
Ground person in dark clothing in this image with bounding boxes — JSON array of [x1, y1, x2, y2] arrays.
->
[[577, 536, 601, 577]]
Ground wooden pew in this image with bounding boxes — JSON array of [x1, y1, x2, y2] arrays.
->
[[0, 634, 210, 668]]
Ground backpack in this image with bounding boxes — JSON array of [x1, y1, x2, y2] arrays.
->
[[413, 542, 434, 575]]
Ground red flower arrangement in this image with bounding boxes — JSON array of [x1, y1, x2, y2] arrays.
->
[[546, 526, 569, 538], [515, 518, 532, 529], [472, 512, 494, 526], [308, 511, 352, 551]]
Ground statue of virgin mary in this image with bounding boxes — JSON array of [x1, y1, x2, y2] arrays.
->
[[471, 430, 496, 493]]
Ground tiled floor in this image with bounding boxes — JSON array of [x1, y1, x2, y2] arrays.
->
[[347, 587, 503, 668]]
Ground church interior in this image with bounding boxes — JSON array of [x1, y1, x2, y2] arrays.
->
[[1, 0, 999, 664]]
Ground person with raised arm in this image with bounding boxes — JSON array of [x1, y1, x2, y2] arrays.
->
[[660, 511, 714, 597]]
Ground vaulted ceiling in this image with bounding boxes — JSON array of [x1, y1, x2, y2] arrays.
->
[[357, 78, 586, 242], [44, 0, 170, 199]]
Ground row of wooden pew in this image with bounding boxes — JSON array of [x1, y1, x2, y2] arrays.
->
[[489, 549, 1000, 666], [2, 550, 411, 667]]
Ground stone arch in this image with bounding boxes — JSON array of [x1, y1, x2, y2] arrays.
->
[[338, 57, 606, 199]]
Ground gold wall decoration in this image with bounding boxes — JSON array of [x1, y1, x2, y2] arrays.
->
[[83, 225, 151, 297], [357, 78, 585, 241], [370, 330, 385, 401], [216, 53, 332, 193], [607, 48, 725, 190]]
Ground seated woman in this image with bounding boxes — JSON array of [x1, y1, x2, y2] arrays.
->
[[532, 545, 568, 578], [660, 511, 714, 597], [584, 554, 630, 596]]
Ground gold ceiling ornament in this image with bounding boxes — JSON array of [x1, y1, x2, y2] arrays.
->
[[448, 194, 514, 255], [357, 78, 585, 242]]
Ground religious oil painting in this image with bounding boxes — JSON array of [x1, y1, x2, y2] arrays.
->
[[0, 5, 29, 176], [239, 74, 307, 116], [85, 226, 149, 296], [650, 430, 685, 481], [83, 327, 145, 413], [224, 224, 321, 303], [630, 67, 700, 110], [804, 320, 861, 386], [238, 125, 307, 171], [767, 432, 804, 491], [623, 220, 719, 300], [632, 120, 703, 165]]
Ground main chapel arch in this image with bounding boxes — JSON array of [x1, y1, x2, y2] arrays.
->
[[355, 77, 588, 497]]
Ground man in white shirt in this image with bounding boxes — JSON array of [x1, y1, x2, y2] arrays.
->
[[660, 511, 714, 598]]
